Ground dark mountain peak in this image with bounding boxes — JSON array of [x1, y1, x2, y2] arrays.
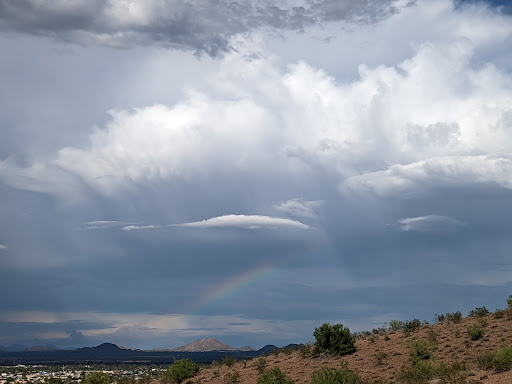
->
[[258, 344, 279, 354], [94, 343, 124, 351]]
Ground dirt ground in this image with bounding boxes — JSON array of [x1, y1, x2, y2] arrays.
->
[[191, 312, 512, 383]]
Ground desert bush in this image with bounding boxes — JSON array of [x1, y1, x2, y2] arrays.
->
[[468, 306, 489, 318], [494, 309, 506, 319], [476, 347, 512, 373], [258, 367, 294, 384], [409, 340, 433, 365], [436, 362, 467, 384], [478, 318, 488, 327], [310, 367, 370, 384], [374, 352, 388, 366], [163, 359, 200, 384], [507, 295, 512, 309], [466, 325, 485, 340], [447, 311, 462, 323], [298, 342, 317, 358], [476, 351, 496, 370], [213, 370, 220, 377], [398, 361, 467, 384], [82, 372, 110, 384], [398, 361, 434, 384], [223, 371, 240, 384], [403, 319, 422, 333], [389, 320, 405, 332], [221, 356, 237, 367], [494, 347, 512, 372], [426, 329, 438, 345], [254, 357, 268, 373], [384, 334, 390, 341], [281, 347, 293, 355], [313, 323, 355, 356]]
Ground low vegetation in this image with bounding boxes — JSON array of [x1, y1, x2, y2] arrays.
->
[[313, 323, 356, 356], [310, 366, 372, 384], [162, 359, 200, 384], [257, 367, 294, 384]]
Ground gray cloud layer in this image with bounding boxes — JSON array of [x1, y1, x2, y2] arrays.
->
[[0, 0, 401, 55], [1, 0, 512, 350]]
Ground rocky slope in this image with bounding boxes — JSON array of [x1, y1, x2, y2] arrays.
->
[[193, 311, 512, 384]]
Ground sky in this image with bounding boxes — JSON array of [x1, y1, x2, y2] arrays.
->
[[0, 0, 512, 350]]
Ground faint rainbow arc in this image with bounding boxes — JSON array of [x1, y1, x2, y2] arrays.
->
[[187, 262, 278, 315]]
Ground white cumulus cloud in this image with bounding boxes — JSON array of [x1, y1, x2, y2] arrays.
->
[[0, 1, 512, 202]]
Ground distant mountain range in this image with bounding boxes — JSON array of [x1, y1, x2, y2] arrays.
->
[[0, 339, 302, 364], [0, 344, 60, 352]]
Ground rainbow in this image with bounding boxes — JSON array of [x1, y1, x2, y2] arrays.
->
[[185, 241, 325, 316], [187, 262, 278, 315]]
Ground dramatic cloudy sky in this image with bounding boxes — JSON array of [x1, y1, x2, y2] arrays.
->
[[1, 0, 512, 350]]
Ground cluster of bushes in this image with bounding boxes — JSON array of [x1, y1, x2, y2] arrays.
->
[[468, 306, 490, 318], [398, 361, 468, 384], [435, 311, 462, 324], [477, 347, 512, 373], [310, 366, 373, 384], [256, 366, 375, 384]]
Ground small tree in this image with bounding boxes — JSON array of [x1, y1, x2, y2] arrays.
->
[[313, 323, 355, 356], [163, 359, 200, 384], [507, 295, 512, 310]]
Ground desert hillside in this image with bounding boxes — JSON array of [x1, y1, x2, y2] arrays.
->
[[190, 308, 512, 384]]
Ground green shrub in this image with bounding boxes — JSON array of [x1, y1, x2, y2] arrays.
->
[[257, 367, 294, 384], [409, 340, 433, 365], [507, 295, 512, 310], [163, 359, 200, 383], [221, 356, 237, 367], [447, 311, 462, 323], [494, 347, 512, 373], [398, 361, 434, 384], [476, 351, 496, 370], [476, 347, 512, 373], [313, 323, 356, 356], [494, 309, 506, 319], [254, 357, 268, 373], [82, 373, 110, 384], [468, 307, 489, 318], [224, 370, 240, 384], [398, 361, 467, 384], [478, 318, 488, 327], [310, 367, 370, 384], [403, 319, 422, 333], [467, 325, 485, 340], [389, 320, 405, 332]]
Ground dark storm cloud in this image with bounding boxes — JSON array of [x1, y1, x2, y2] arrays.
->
[[0, 0, 400, 55]]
